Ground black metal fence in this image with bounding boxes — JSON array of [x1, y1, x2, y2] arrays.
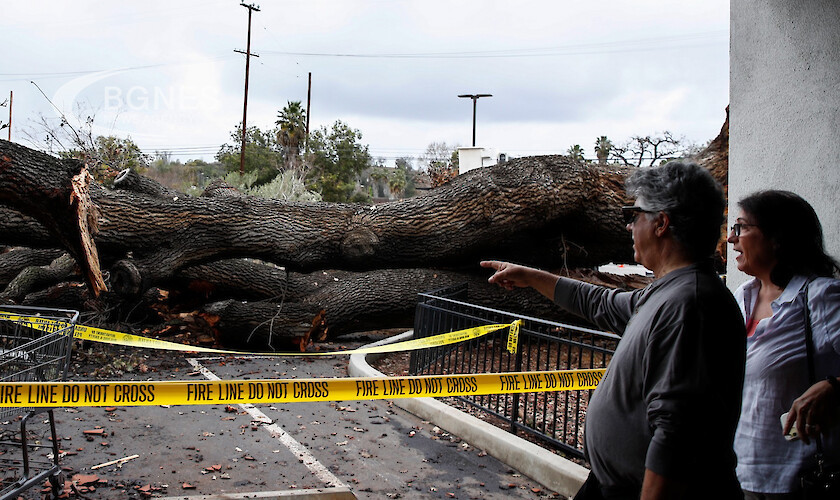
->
[[409, 284, 619, 459]]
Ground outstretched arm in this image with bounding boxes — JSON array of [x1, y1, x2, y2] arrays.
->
[[480, 260, 559, 301], [482, 259, 636, 332]]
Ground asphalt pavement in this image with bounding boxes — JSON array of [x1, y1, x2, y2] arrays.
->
[[1, 332, 570, 499]]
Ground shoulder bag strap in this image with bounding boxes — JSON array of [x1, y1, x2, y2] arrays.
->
[[802, 279, 825, 457]]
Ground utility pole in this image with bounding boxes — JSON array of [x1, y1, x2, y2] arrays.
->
[[235, 3, 260, 175], [457, 93, 492, 147], [6, 91, 11, 141], [305, 72, 311, 154]]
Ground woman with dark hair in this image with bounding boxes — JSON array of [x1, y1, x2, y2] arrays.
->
[[729, 190, 840, 499]]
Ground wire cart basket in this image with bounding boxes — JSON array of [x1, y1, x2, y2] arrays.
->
[[0, 306, 77, 500]]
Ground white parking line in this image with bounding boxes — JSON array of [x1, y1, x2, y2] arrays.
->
[[186, 358, 347, 489]]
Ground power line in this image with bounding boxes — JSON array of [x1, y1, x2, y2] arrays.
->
[[0, 55, 238, 83], [259, 30, 727, 59]]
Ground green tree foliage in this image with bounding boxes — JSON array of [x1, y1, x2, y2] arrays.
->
[[224, 170, 321, 202], [275, 101, 307, 171], [64, 135, 151, 183], [567, 144, 586, 162], [395, 157, 417, 197], [368, 165, 408, 200], [369, 167, 389, 184], [306, 120, 372, 202], [215, 124, 283, 185], [145, 153, 226, 195], [388, 167, 407, 198], [594, 136, 612, 165]]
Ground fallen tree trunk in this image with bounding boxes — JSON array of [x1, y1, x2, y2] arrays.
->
[[172, 258, 347, 302], [202, 267, 568, 350], [0, 109, 727, 347], [102, 156, 631, 295], [0, 140, 635, 296], [201, 264, 653, 350]]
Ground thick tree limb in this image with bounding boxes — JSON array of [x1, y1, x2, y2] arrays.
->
[[0, 206, 55, 247], [0, 247, 66, 288], [200, 264, 653, 350], [113, 168, 183, 199], [0, 108, 727, 348], [200, 179, 242, 198], [172, 258, 333, 302], [0, 140, 105, 295], [0, 141, 638, 297], [202, 267, 569, 350], [1, 253, 77, 302], [93, 156, 634, 294]]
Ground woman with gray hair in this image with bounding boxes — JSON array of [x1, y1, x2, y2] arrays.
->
[[482, 161, 745, 500]]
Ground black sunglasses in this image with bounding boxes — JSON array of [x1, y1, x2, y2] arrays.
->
[[730, 223, 759, 236], [621, 206, 655, 225]]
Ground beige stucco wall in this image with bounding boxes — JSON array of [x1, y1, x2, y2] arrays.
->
[[728, 0, 840, 288]]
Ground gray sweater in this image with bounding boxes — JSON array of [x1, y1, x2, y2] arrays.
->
[[554, 263, 745, 498]]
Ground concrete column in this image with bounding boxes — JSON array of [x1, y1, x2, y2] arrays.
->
[[729, 0, 840, 288]]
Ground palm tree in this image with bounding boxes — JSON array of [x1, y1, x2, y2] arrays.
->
[[388, 168, 407, 199], [567, 144, 586, 162], [275, 101, 307, 171], [594, 136, 612, 165]]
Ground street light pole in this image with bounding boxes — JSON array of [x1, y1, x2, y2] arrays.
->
[[458, 93, 492, 147]]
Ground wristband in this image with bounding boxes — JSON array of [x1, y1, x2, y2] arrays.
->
[[825, 375, 840, 403]]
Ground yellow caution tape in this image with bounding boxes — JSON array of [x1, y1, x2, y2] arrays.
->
[[0, 369, 605, 407], [507, 319, 520, 354], [0, 312, 520, 357]]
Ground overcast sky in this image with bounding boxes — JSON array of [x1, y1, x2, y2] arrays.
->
[[1, 0, 730, 165]]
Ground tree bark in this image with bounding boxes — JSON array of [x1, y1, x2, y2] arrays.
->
[[199, 264, 653, 350], [100, 156, 633, 295], [200, 179, 242, 198], [0, 107, 728, 348], [0, 142, 636, 296], [172, 258, 343, 302], [1, 253, 77, 302], [202, 267, 569, 350], [0, 247, 66, 288], [0, 139, 105, 295], [21, 282, 94, 311], [0, 206, 56, 248], [113, 168, 183, 200]]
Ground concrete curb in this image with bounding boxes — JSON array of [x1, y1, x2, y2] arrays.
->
[[348, 330, 588, 499]]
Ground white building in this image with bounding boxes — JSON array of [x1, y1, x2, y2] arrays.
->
[[457, 147, 509, 175]]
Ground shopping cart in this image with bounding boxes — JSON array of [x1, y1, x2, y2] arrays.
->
[[0, 306, 77, 500]]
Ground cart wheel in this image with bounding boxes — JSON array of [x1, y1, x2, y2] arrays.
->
[[48, 471, 65, 499]]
